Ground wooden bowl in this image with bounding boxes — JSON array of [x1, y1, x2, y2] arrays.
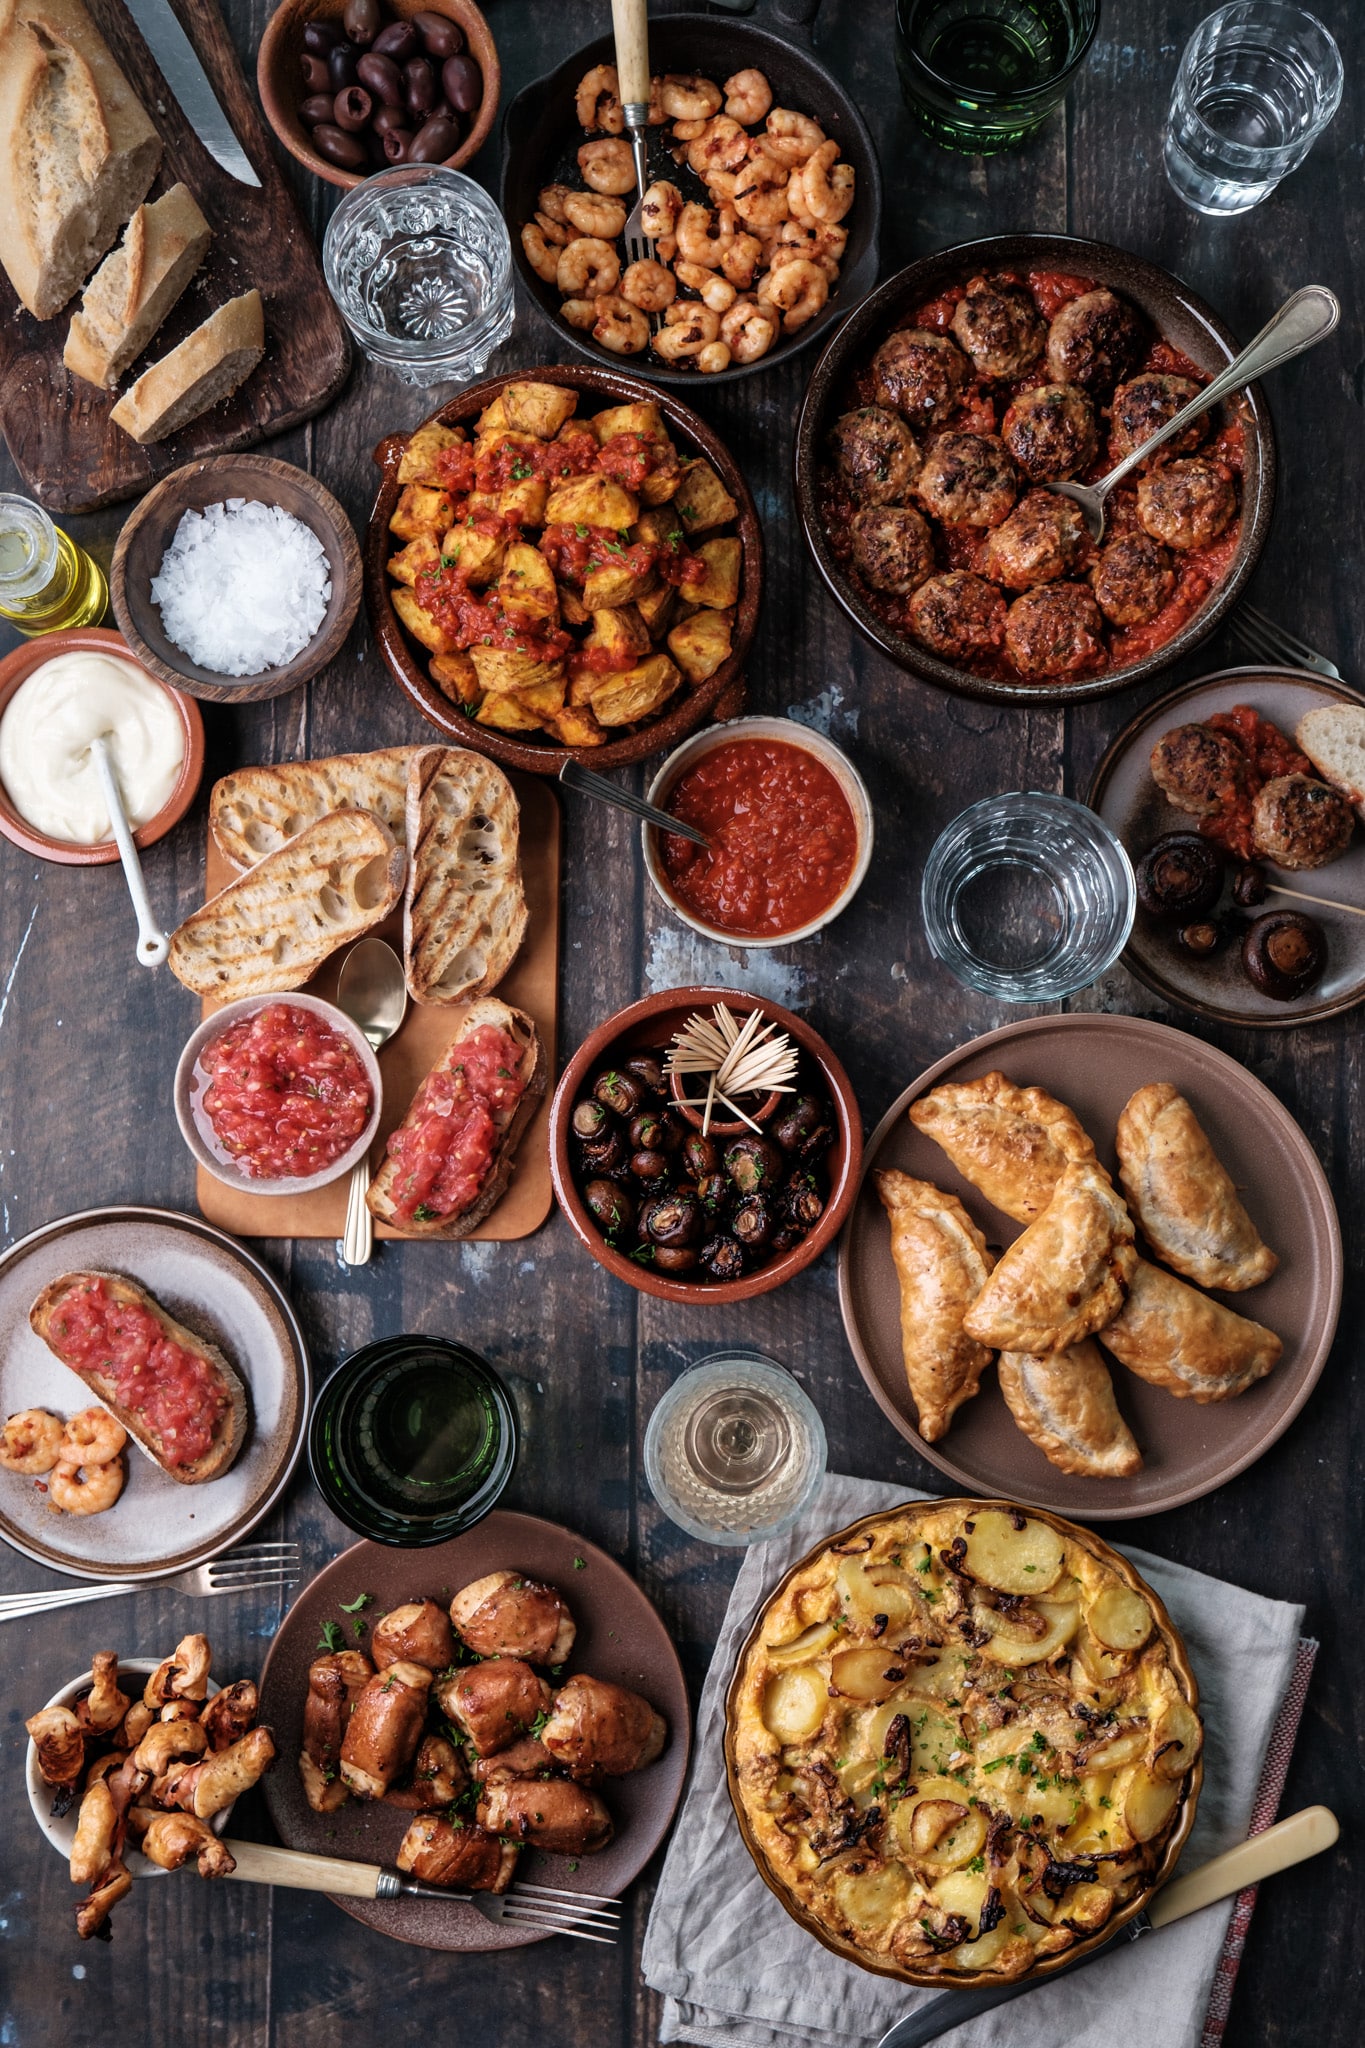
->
[[366, 363, 764, 773], [548, 985, 862, 1304], [0, 628, 203, 865], [110, 454, 363, 703], [257, 0, 499, 192], [723, 1496, 1203, 1988]]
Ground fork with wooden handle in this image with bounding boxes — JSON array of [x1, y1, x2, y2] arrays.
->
[[613, 0, 656, 302]]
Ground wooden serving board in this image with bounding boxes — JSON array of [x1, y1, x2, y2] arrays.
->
[[0, 0, 350, 515], [194, 774, 559, 1242]]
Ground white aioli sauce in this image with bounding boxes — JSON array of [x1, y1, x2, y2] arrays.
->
[[0, 651, 185, 844]]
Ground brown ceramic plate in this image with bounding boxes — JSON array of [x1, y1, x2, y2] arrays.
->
[[257, 1512, 691, 1951], [0, 1207, 309, 1579], [723, 1496, 1201, 1987], [837, 1014, 1340, 1518], [1088, 666, 1365, 1026]]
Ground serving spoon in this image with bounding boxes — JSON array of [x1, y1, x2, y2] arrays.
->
[[558, 757, 711, 847], [1045, 284, 1340, 543], [335, 938, 407, 1269], [88, 736, 169, 968]]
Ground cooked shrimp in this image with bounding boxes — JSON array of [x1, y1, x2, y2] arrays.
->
[[49, 1458, 125, 1516], [647, 75, 668, 125], [733, 153, 790, 227], [676, 201, 738, 267], [0, 1408, 64, 1475], [656, 233, 678, 264], [687, 115, 749, 179], [697, 340, 733, 375], [786, 161, 817, 225], [720, 233, 763, 289], [720, 298, 778, 364], [592, 295, 649, 354], [534, 210, 569, 246], [576, 63, 624, 134], [58, 1408, 127, 1467], [659, 73, 722, 121], [672, 116, 708, 142], [640, 180, 683, 239], [560, 298, 597, 331], [557, 237, 620, 298], [762, 108, 826, 165], [622, 259, 677, 312], [521, 222, 561, 283], [563, 189, 628, 238], [777, 217, 848, 266], [654, 301, 722, 361], [723, 68, 772, 124], [800, 141, 855, 223], [758, 256, 829, 333], [538, 183, 574, 226], [675, 260, 736, 314], [704, 168, 740, 202], [577, 138, 636, 196]]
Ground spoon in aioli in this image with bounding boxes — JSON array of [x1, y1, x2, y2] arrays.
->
[[87, 735, 169, 968], [334, 938, 408, 1268]]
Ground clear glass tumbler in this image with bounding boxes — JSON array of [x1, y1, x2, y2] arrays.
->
[[322, 165, 514, 385], [921, 791, 1135, 1002], [1164, 4, 1342, 215], [644, 1351, 827, 1548]]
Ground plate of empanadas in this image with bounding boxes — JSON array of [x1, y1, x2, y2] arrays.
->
[[838, 1013, 1341, 1515]]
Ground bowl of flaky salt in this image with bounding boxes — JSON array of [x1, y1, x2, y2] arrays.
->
[[110, 454, 364, 703]]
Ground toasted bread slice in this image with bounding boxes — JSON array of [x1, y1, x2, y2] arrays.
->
[[367, 998, 545, 1239], [168, 809, 404, 998], [210, 747, 421, 870], [403, 746, 528, 1006], [1296, 703, 1365, 818], [29, 1271, 247, 1485]]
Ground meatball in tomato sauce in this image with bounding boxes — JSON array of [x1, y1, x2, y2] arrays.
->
[[828, 407, 921, 505], [907, 571, 1008, 662], [1149, 723, 1249, 815], [1004, 583, 1107, 679], [1001, 383, 1098, 482], [872, 328, 970, 429], [1045, 288, 1146, 395], [917, 432, 1018, 528], [1092, 532, 1175, 626], [851, 505, 936, 596], [1252, 775, 1355, 870], [1109, 372, 1208, 467], [977, 491, 1086, 591], [949, 274, 1045, 380], [1136, 458, 1236, 551]]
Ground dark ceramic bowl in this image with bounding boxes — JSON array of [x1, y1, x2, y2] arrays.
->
[[366, 363, 763, 773], [548, 985, 862, 1304], [500, 12, 882, 387], [794, 234, 1277, 708]]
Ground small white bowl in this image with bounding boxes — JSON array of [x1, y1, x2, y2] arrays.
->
[[643, 715, 874, 949], [174, 991, 383, 1196]]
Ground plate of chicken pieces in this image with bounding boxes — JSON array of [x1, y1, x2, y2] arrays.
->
[[257, 1510, 690, 1949], [838, 1012, 1341, 1517]]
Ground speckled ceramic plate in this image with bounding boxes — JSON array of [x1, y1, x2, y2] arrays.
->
[[1089, 666, 1365, 1025], [0, 1207, 309, 1579], [257, 1512, 691, 1951], [837, 1014, 1341, 1518]]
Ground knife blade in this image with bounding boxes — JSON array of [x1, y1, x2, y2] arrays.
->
[[124, 0, 261, 187], [874, 1806, 1339, 2048]]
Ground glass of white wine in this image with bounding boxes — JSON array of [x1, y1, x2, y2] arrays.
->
[[644, 1351, 827, 1547]]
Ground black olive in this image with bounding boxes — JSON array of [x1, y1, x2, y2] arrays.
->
[[356, 50, 404, 104], [404, 56, 438, 119], [696, 1172, 730, 1214], [371, 102, 409, 135], [299, 92, 337, 125], [1136, 832, 1223, 920], [311, 121, 367, 167], [593, 1069, 644, 1118], [629, 1149, 671, 1184], [731, 1196, 773, 1251], [783, 1177, 825, 1231], [333, 84, 373, 130], [382, 126, 413, 161], [623, 1054, 666, 1096], [1241, 911, 1327, 1000], [723, 1134, 784, 1196], [1178, 920, 1223, 957], [441, 51, 481, 112], [343, 0, 381, 45], [1233, 861, 1268, 908], [580, 1126, 627, 1177], [373, 18, 420, 59], [643, 1191, 702, 1248], [770, 1094, 824, 1151], [303, 18, 344, 53], [653, 1245, 699, 1276], [572, 1099, 610, 1142], [414, 7, 465, 57], [327, 39, 359, 90], [299, 50, 332, 90], [700, 1235, 746, 1282], [584, 1180, 635, 1241]]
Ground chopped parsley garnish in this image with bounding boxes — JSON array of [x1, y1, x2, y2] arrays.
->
[[413, 1204, 438, 1222], [317, 1621, 343, 1652], [510, 460, 534, 480], [966, 1855, 985, 1875], [1030, 1731, 1048, 1752], [339, 1592, 373, 1614], [1099, 1795, 1113, 1809], [573, 1556, 586, 1570], [983, 1755, 1016, 1773]]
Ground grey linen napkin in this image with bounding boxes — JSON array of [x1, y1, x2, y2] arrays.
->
[[642, 1473, 1305, 2048]]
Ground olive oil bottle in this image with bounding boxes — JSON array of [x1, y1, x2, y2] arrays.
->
[[0, 493, 108, 635]]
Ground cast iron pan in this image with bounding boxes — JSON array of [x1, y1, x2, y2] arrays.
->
[[500, 4, 883, 387]]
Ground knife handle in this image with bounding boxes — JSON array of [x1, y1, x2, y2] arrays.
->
[[1148, 1806, 1339, 1929], [611, 0, 651, 111], [220, 1839, 383, 1898]]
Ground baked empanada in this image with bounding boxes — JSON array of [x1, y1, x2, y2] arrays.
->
[[998, 1341, 1143, 1478], [875, 1170, 995, 1442], [1116, 1082, 1278, 1292], [908, 1071, 1096, 1224], [962, 1160, 1137, 1355], [1099, 1257, 1281, 1402]]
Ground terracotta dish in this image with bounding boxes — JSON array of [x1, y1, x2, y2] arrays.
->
[[838, 1013, 1340, 1518]]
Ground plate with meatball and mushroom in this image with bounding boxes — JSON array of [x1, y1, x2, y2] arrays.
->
[[795, 235, 1275, 705], [257, 1510, 690, 1949]]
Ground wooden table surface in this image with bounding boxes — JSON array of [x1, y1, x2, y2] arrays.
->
[[1, 2, 1358, 2041]]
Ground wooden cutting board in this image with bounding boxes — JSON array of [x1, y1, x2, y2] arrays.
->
[[0, 0, 350, 515], [194, 774, 560, 1243]]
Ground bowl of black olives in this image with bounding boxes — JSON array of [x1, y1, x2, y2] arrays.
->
[[549, 987, 863, 1302], [259, 0, 498, 190]]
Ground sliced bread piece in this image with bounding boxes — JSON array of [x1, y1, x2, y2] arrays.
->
[[64, 183, 212, 389], [367, 998, 546, 1238], [168, 808, 404, 998], [403, 745, 527, 1006], [1296, 703, 1365, 817], [0, 0, 161, 320], [210, 747, 420, 870], [110, 288, 264, 445]]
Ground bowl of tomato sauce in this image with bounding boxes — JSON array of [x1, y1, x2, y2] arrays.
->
[[174, 994, 383, 1196], [644, 718, 874, 948]]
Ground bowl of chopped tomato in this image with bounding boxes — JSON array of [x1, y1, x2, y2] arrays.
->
[[174, 995, 383, 1196]]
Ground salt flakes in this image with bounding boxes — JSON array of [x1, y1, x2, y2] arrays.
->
[[150, 497, 332, 677]]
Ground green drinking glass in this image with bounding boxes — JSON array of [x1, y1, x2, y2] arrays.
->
[[895, 0, 1101, 154]]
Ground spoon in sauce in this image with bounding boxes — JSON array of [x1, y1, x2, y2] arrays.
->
[[335, 938, 408, 1268], [1044, 285, 1339, 543], [87, 735, 169, 968]]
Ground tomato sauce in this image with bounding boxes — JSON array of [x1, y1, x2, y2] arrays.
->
[[659, 738, 860, 938], [384, 1024, 526, 1224], [45, 1277, 229, 1469], [199, 1002, 372, 1180], [1196, 704, 1314, 860]]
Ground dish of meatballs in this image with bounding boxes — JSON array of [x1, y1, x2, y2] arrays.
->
[[806, 249, 1263, 696]]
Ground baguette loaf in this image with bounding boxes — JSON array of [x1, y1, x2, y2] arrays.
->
[[29, 1270, 247, 1485], [210, 747, 421, 870], [404, 745, 528, 1006], [64, 182, 212, 389], [168, 808, 405, 998], [110, 288, 264, 445], [367, 998, 546, 1239], [1296, 703, 1365, 819], [0, 0, 161, 320]]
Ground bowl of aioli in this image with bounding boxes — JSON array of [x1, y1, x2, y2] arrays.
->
[[0, 629, 203, 866], [643, 718, 874, 948]]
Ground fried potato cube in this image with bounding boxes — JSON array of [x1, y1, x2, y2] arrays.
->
[[475, 690, 546, 732], [499, 542, 559, 625], [476, 393, 511, 436], [545, 475, 639, 530], [634, 506, 686, 550], [673, 459, 739, 535], [469, 645, 566, 697], [636, 580, 677, 639], [583, 557, 655, 610], [688, 538, 742, 610], [558, 417, 600, 451], [498, 476, 549, 526], [387, 536, 441, 587], [558, 582, 591, 627], [501, 381, 578, 439], [439, 520, 506, 586], [429, 651, 480, 707], [552, 705, 607, 747], [668, 607, 734, 682], [397, 422, 465, 485], [391, 586, 460, 656], [567, 666, 601, 708], [640, 462, 681, 508], [591, 401, 668, 446], [390, 483, 455, 542], [586, 605, 652, 666], [588, 654, 684, 727], [517, 677, 568, 718]]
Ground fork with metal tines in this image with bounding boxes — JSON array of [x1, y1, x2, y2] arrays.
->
[[613, 0, 658, 311], [0, 1541, 301, 1623], [1227, 601, 1342, 678]]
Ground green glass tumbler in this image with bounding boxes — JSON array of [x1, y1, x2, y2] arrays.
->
[[895, 0, 1101, 154]]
